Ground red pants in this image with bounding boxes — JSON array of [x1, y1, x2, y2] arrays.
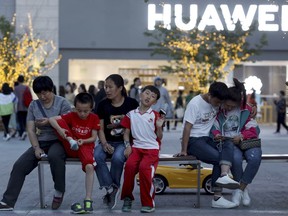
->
[[56, 119, 95, 171], [121, 147, 159, 208]]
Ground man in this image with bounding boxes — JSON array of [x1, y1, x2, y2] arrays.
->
[[14, 75, 30, 140]]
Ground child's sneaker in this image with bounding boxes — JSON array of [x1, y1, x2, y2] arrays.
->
[[122, 197, 132, 212], [140, 206, 155, 213], [84, 199, 93, 213], [69, 139, 79, 151], [71, 202, 85, 214], [242, 188, 251, 206]]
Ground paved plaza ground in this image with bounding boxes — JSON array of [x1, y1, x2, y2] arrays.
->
[[0, 123, 287, 215]]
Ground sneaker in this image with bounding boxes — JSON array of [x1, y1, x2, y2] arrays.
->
[[3, 134, 11, 141], [212, 196, 238, 209], [215, 175, 240, 189], [71, 202, 85, 214], [20, 132, 27, 140], [242, 188, 251, 206], [140, 206, 155, 213], [69, 139, 79, 151], [108, 188, 119, 209], [103, 192, 110, 205], [0, 201, 13, 211], [122, 197, 132, 212], [232, 189, 243, 206], [84, 199, 93, 212]]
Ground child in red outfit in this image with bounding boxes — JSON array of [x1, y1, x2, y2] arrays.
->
[[49, 92, 100, 213], [120, 85, 165, 213]]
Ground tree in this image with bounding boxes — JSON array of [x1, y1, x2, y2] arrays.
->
[[145, 22, 267, 92], [0, 15, 61, 87]]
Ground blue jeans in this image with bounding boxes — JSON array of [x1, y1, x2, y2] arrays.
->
[[94, 141, 126, 190], [232, 146, 262, 185], [187, 136, 234, 192]]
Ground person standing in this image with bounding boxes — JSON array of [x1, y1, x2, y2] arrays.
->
[[0, 76, 72, 211], [120, 85, 164, 213], [0, 83, 17, 141], [14, 75, 31, 140], [174, 81, 239, 209], [94, 74, 138, 210], [151, 77, 173, 130], [94, 80, 106, 113], [173, 90, 184, 129], [129, 77, 141, 103], [273, 90, 288, 134]]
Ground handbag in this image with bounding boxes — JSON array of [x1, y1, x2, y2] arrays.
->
[[239, 138, 261, 150]]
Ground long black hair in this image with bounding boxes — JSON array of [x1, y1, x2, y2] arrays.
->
[[105, 74, 127, 97]]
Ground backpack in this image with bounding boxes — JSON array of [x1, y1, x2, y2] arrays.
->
[[23, 86, 33, 107]]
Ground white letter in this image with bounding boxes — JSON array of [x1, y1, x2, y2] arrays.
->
[[258, 5, 279, 31], [175, 4, 197, 31], [148, 4, 171, 30], [198, 4, 223, 31], [221, 4, 257, 31], [282, 5, 288, 31]]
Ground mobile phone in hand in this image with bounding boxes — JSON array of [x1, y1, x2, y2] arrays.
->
[[159, 109, 166, 116]]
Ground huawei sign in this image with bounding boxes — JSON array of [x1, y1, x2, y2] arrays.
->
[[148, 4, 288, 31]]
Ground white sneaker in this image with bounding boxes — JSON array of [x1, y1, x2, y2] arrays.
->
[[215, 175, 240, 189], [232, 189, 243, 206], [3, 134, 11, 141], [19, 132, 27, 140], [242, 188, 251, 206], [212, 196, 238, 209]]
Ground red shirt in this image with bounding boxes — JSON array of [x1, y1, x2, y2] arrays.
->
[[61, 112, 100, 140]]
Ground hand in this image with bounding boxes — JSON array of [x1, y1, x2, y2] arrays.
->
[[34, 147, 44, 159], [214, 134, 223, 141], [77, 139, 84, 146], [173, 152, 187, 157], [156, 116, 165, 128], [58, 128, 68, 139], [233, 136, 242, 145], [35, 118, 48, 126], [124, 146, 132, 158], [103, 143, 114, 154]]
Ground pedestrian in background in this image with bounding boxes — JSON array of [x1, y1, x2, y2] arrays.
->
[[273, 90, 288, 134], [78, 83, 87, 93], [0, 83, 17, 141], [129, 77, 141, 103], [151, 77, 173, 131], [14, 75, 31, 140], [94, 74, 138, 210], [172, 90, 184, 130]]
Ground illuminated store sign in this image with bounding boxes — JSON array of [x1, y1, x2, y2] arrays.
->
[[148, 4, 288, 31]]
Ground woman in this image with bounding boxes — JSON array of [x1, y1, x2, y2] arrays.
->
[[0, 76, 72, 211], [211, 78, 262, 207], [78, 83, 87, 93], [94, 74, 138, 210], [0, 83, 17, 141], [65, 82, 75, 107]]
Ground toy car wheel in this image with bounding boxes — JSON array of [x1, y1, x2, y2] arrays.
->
[[153, 175, 167, 194], [203, 175, 213, 194]]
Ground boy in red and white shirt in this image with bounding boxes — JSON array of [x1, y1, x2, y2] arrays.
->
[[49, 93, 100, 213], [120, 85, 165, 213]]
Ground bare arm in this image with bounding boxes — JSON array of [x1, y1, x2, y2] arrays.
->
[[27, 120, 44, 159], [78, 129, 98, 145], [97, 119, 114, 154], [123, 128, 132, 158], [174, 120, 193, 157], [48, 116, 67, 139]]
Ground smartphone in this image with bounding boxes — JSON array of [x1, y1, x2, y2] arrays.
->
[[159, 109, 167, 116]]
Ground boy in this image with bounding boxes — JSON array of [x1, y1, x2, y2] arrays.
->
[[49, 92, 100, 213], [120, 85, 165, 213]]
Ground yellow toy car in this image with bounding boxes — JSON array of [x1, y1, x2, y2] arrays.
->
[[136, 163, 213, 194]]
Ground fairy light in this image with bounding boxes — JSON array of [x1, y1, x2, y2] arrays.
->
[[0, 14, 61, 88]]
